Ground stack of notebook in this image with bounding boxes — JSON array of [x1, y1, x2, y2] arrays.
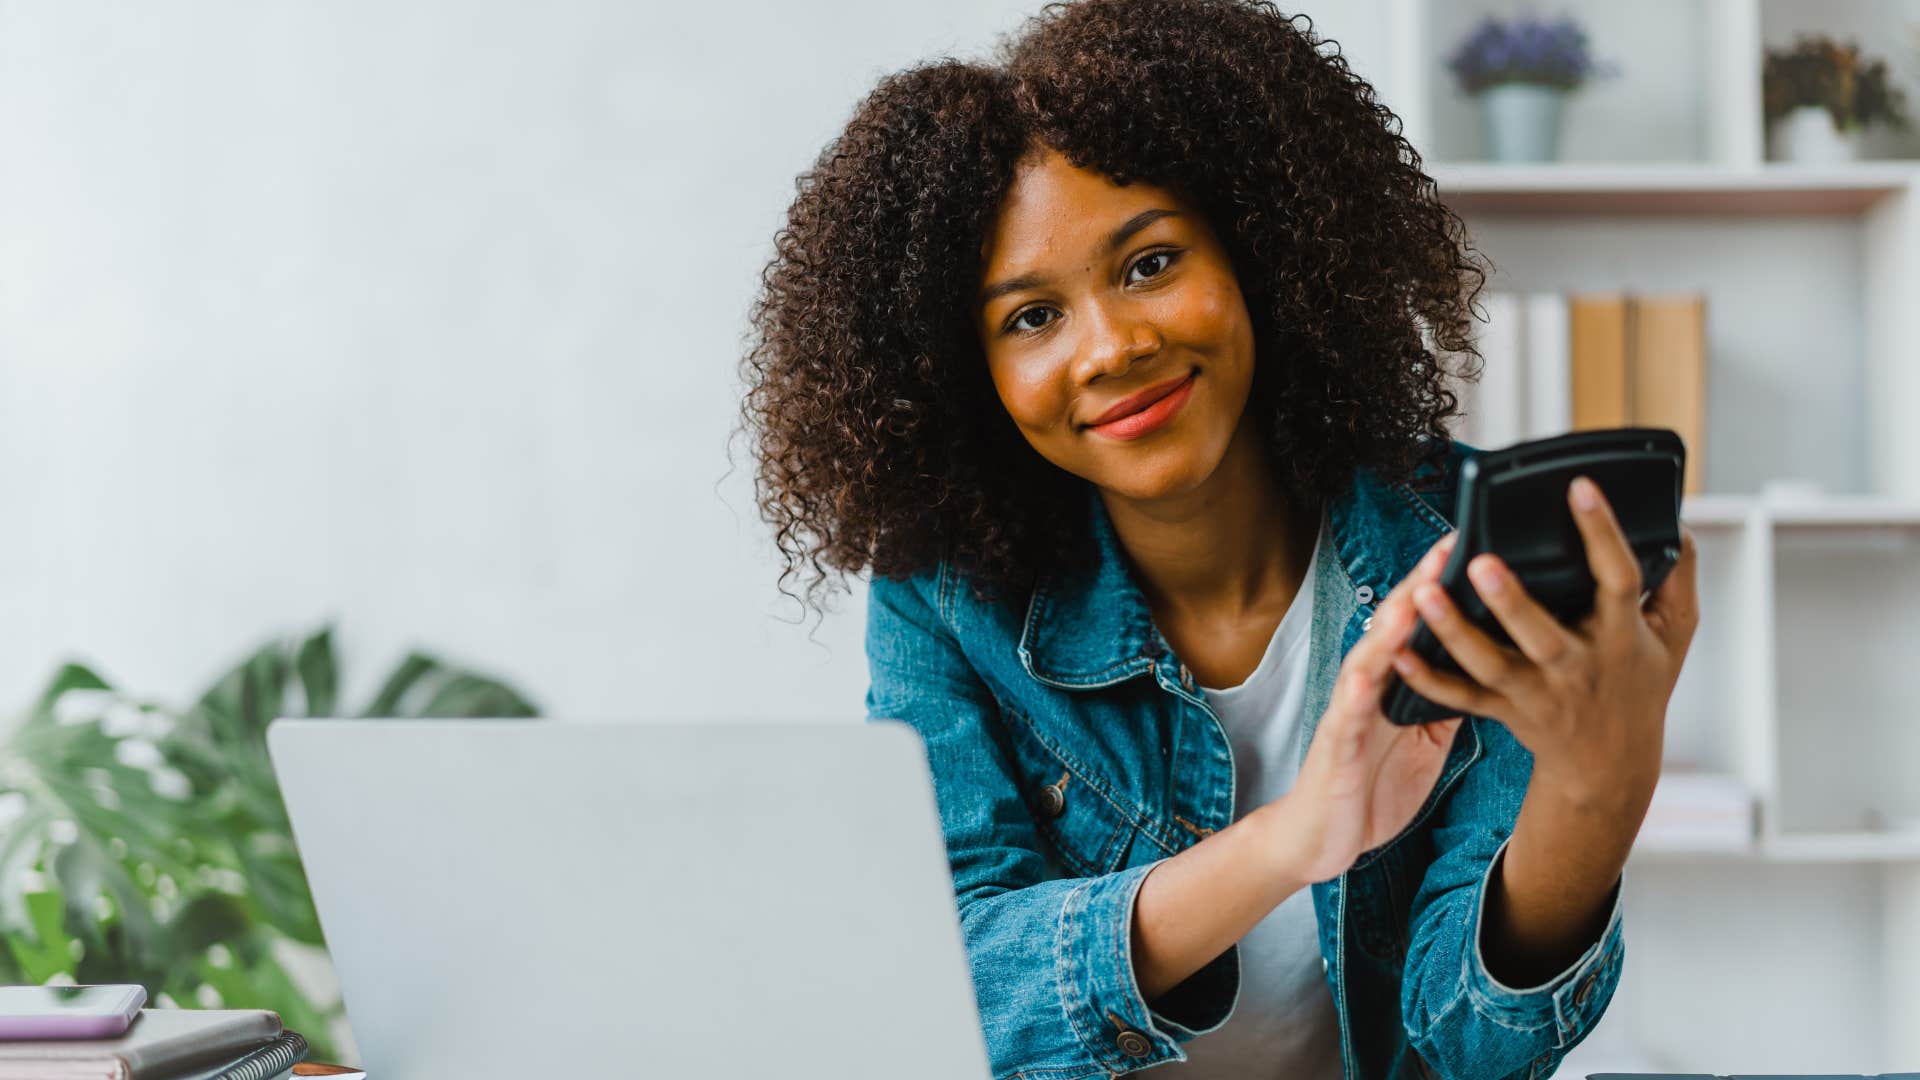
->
[[0, 1008, 312, 1080]]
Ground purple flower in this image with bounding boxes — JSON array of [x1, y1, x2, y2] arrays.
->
[[1447, 13, 1619, 94]]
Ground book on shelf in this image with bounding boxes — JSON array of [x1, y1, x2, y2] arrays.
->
[[1452, 290, 1587, 447], [1450, 289, 1708, 495], [1523, 291, 1571, 437], [1569, 292, 1631, 431], [0, 1008, 299, 1080], [1628, 293, 1708, 495]]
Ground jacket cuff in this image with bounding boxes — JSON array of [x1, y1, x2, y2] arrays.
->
[[1057, 861, 1238, 1071], [1464, 835, 1624, 1046]]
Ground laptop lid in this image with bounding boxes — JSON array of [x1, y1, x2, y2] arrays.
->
[[267, 719, 991, 1080]]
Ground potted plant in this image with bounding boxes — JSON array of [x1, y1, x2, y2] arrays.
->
[[0, 627, 537, 1061], [1447, 13, 1617, 163], [1763, 35, 1910, 163]]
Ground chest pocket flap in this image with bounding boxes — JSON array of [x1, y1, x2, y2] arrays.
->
[[999, 706, 1141, 878]]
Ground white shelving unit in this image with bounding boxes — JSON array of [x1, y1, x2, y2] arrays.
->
[[1380, 0, 1920, 1072]]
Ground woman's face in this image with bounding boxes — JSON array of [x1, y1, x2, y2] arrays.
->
[[974, 147, 1257, 504]]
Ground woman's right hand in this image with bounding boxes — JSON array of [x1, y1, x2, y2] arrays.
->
[[1272, 531, 1465, 884], [1129, 529, 1468, 1004]]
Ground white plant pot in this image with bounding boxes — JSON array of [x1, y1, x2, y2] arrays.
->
[[1772, 105, 1861, 163], [1478, 83, 1566, 163]]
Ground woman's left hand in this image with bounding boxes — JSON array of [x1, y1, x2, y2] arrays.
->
[[1388, 475, 1701, 812]]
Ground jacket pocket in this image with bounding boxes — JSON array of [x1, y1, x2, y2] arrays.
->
[[999, 707, 1140, 879]]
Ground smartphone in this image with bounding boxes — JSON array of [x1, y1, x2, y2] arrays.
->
[[0, 984, 146, 1040], [1381, 427, 1686, 726]]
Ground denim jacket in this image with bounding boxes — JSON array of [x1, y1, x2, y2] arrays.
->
[[863, 438, 1623, 1080]]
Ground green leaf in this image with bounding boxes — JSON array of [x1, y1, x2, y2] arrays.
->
[[0, 936, 23, 983], [30, 663, 112, 727], [186, 643, 291, 748], [7, 892, 76, 983], [294, 627, 338, 718], [169, 893, 251, 953], [52, 842, 108, 946], [419, 674, 539, 718], [362, 652, 440, 716], [236, 851, 321, 945], [0, 808, 50, 932]]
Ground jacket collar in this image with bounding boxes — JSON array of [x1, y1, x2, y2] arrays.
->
[[1016, 454, 1458, 690]]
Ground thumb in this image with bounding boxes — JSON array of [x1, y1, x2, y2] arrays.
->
[[1646, 527, 1700, 649]]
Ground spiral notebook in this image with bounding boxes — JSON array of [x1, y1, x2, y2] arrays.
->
[[167, 1031, 309, 1080]]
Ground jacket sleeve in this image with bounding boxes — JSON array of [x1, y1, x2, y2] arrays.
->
[[864, 570, 1237, 1080], [1399, 717, 1625, 1080]]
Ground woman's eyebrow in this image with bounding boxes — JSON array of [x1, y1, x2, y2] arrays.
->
[[977, 208, 1183, 308]]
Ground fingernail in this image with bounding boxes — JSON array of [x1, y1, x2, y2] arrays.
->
[[1392, 652, 1413, 674], [1572, 476, 1600, 511], [1468, 557, 1505, 594], [1414, 584, 1443, 617]]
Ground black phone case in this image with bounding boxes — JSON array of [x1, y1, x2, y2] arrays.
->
[[1381, 427, 1686, 726]]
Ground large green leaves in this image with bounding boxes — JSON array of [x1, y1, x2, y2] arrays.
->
[[0, 627, 538, 1060], [362, 650, 537, 718]]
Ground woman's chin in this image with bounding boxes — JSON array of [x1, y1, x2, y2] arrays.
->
[[1091, 447, 1218, 504]]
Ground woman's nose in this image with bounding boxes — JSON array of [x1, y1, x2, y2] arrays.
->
[[1071, 301, 1160, 386]]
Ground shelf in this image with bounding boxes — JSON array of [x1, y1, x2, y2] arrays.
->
[[1631, 832, 1920, 863], [1772, 525, 1920, 845], [1631, 836, 1755, 859], [1764, 496, 1920, 527], [1680, 493, 1920, 528], [1681, 494, 1757, 527], [1430, 162, 1920, 215], [1381, 2, 1920, 1067], [1763, 830, 1920, 862]]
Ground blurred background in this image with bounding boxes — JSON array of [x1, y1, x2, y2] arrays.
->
[[2, 0, 1918, 1074]]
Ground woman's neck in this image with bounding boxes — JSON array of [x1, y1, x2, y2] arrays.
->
[[1099, 415, 1319, 626]]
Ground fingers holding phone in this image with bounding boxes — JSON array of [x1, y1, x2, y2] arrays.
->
[[1392, 474, 1689, 812], [1278, 529, 1464, 883]]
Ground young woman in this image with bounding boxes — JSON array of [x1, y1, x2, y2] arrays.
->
[[741, 1, 1699, 1077]]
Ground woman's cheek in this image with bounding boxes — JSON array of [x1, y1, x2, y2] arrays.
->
[[1163, 275, 1235, 338], [994, 349, 1076, 434]]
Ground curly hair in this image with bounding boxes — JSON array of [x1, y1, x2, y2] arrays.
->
[[740, 0, 1487, 617]]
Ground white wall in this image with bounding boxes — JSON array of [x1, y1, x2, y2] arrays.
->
[[0, 0, 1394, 721]]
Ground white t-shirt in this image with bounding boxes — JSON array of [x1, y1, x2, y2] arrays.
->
[[1166, 526, 1342, 1078]]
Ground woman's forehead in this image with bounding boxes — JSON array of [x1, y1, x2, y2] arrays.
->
[[981, 149, 1189, 275]]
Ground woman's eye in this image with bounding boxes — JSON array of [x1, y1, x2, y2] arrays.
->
[[1010, 307, 1056, 334], [1128, 249, 1180, 283], [1002, 253, 1179, 335]]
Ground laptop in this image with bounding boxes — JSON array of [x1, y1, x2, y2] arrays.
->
[[267, 719, 993, 1080]]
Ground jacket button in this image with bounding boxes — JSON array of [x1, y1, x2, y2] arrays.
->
[[1362, 615, 1374, 631], [1355, 585, 1375, 604], [1141, 639, 1166, 660], [1036, 783, 1066, 820], [1115, 1029, 1153, 1058], [1321, 956, 1329, 975]]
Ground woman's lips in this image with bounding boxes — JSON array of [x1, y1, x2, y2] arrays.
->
[[1088, 370, 1197, 440]]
